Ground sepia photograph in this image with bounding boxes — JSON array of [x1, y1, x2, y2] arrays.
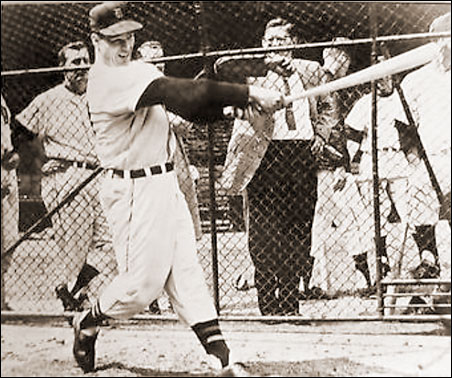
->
[[1, 1, 450, 376]]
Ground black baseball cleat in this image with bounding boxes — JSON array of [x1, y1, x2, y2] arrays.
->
[[72, 310, 99, 373]]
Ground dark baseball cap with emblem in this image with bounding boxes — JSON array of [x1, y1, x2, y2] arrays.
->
[[89, 2, 143, 37]]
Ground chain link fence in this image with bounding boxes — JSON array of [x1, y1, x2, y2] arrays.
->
[[1, 1, 450, 321]]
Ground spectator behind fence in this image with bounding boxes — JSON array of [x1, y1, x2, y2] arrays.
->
[[16, 41, 117, 312], [1, 94, 20, 311], [222, 18, 338, 316], [310, 38, 356, 298], [344, 56, 414, 296], [400, 12, 451, 282], [136, 40, 202, 315]]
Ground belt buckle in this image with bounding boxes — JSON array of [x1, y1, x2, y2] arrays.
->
[[144, 167, 152, 177]]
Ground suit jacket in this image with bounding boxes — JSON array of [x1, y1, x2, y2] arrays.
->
[[219, 59, 339, 195]]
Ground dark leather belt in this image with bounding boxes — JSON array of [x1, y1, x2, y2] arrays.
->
[[109, 163, 174, 179]]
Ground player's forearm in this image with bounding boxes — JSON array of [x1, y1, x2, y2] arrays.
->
[[136, 77, 249, 123]]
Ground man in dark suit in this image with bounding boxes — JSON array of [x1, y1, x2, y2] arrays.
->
[[223, 18, 338, 316]]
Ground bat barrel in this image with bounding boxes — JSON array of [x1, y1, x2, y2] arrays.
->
[[283, 42, 438, 105]]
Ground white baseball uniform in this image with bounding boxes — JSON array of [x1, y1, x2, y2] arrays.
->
[[401, 63, 451, 222], [344, 90, 415, 280], [87, 60, 217, 325], [401, 61, 451, 277], [16, 84, 115, 292]]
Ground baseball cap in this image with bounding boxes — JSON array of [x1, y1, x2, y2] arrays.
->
[[89, 2, 143, 37]]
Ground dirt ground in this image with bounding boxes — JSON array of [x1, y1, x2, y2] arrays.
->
[[1, 318, 451, 377]]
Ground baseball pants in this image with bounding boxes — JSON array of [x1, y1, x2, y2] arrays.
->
[[41, 166, 116, 292], [310, 168, 359, 294], [97, 170, 217, 326], [407, 150, 451, 277]]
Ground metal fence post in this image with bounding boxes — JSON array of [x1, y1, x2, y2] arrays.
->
[[369, 3, 384, 318], [194, 2, 220, 314]]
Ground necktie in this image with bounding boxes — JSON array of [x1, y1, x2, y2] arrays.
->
[[282, 76, 297, 131]]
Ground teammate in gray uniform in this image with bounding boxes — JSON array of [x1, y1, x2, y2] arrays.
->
[[72, 2, 284, 374], [16, 41, 116, 311]]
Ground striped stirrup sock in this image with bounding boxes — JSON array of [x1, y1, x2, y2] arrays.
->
[[192, 319, 230, 367]]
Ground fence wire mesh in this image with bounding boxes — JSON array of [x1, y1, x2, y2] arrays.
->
[[1, 1, 450, 320]]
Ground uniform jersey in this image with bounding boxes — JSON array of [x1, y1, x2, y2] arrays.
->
[[400, 62, 451, 226], [346, 91, 408, 153], [402, 63, 451, 156], [87, 60, 175, 170], [345, 91, 409, 180], [16, 84, 98, 163]]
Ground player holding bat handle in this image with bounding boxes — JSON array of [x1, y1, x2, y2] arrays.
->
[[72, 2, 283, 375]]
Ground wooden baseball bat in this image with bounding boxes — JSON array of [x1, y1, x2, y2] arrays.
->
[[283, 42, 438, 105], [2, 167, 103, 258]]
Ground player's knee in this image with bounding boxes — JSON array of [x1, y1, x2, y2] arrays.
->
[[132, 279, 164, 309]]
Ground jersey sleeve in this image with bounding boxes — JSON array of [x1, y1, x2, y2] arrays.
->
[[129, 61, 164, 112], [96, 61, 164, 115], [345, 95, 369, 158], [15, 93, 47, 136]]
